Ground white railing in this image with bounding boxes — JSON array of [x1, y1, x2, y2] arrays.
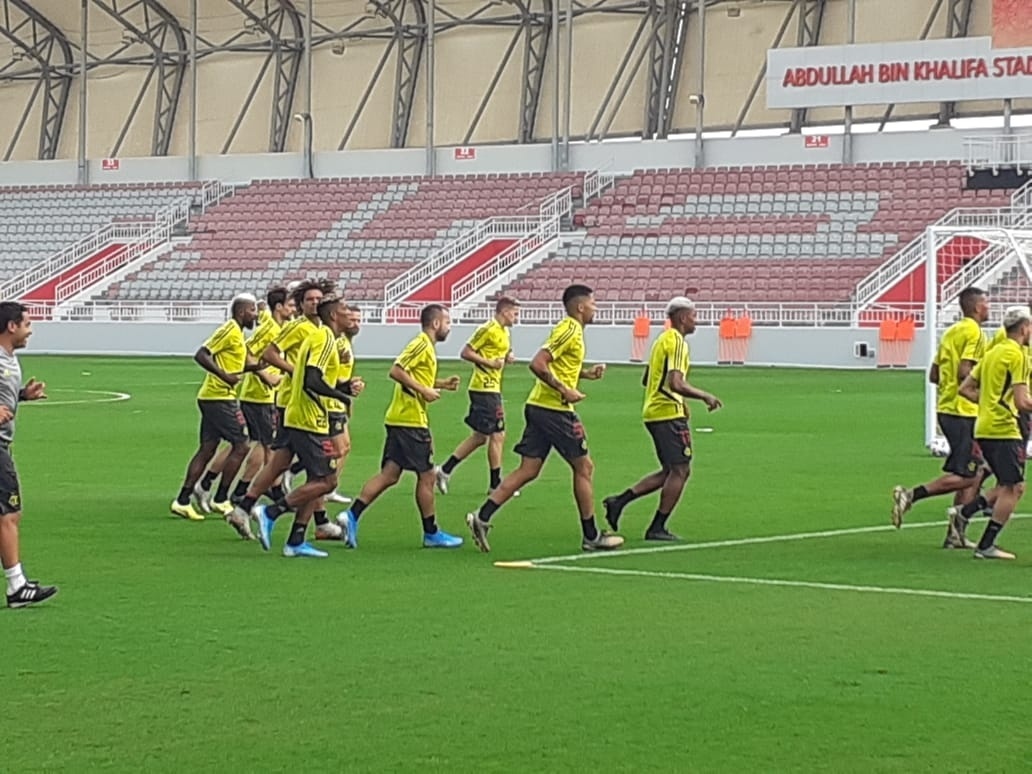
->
[[539, 186, 572, 221], [583, 164, 615, 203], [30, 299, 927, 328], [450, 216, 561, 303], [200, 179, 235, 212], [964, 134, 1032, 174]]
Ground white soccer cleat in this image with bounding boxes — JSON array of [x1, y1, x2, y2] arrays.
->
[[282, 470, 294, 494], [974, 544, 1016, 560], [326, 491, 352, 505], [315, 522, 343, 540], [193, 482, 213, 514], [891, 485, 912, 528], [434, 466, 450, 495], [226, 511, 254, 540]]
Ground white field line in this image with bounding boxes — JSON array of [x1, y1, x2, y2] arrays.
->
[[527, 563, 1032, 605], [21, 389, 132, 407], [523, 515, 1032, 566]]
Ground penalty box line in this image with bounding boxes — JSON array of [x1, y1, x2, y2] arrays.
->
[[514, 514, 1032, 567]]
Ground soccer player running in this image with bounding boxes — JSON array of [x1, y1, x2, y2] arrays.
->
[[336, 304, 464, 549], [435, 296, 520, 496], [602, 296, 722, 540], [195, 286, 295, 521], [0, 302, 56, 608], [891, 286, 989, 546], [320, 305, 365, 512], [170, 294, 259, 523], [254, 295, 356, 558], [954, 305, 1032, 559], [466, 284, 624, 553]]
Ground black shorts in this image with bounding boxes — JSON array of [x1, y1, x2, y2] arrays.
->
[[382, 425, 434, 473], [0, 445, 22, 515], [937, 413, 982, 478], [284, 428, 339, 479], [241, 401, 276, 447], [514, 404, 588, 462], [272, 406, 288, 445], [329, 412, 348, 438], [198, 399, 248, 446], [1021, 412, 1031, 445], [465, 391, 505, 436], [979, 438, 1026, 486], [645, 418, 694, 469]]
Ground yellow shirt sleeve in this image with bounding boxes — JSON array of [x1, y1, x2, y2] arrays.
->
[[203, 322, 236, 357], [396, 336, 429, 372], [959, 326, 984, 363], [543, 321, 577, 359], [467, 323, 492, 352]]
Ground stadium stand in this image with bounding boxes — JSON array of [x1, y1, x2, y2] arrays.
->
[[501, 162, 1011, 303], [101, 173, 581, 302], [0, 182, 200, 278]]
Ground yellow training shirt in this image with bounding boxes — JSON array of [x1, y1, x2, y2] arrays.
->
[[973, 337, 1030, 440], [238, 314, 282, 405], [642, 328, 689, 423], [467, 319, 511, 394], [526, 317, 585, 412], [197, 319, 246, 401], [385, 332, 437, 429], [325, 334, 355, 415], [934, 317, 985, 418], [284, 326, 340, 435], [273, 316, 320, 409]]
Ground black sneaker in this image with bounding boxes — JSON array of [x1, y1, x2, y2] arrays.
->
[[602, 496, 623, 532], [7, 581, 58, 609], [644, 528, 681, 542]]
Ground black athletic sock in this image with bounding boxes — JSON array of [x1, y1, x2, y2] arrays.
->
[[478, 499, 501, 523], [176, 487, 192, 507], [287, 519, 307, 547], [581, 517, 599, 541], [489, 467, 502, 490], [214, 481, 231, 503], [421, 515, 439, 535], [290, 460, 305, 475], [200, 470, 218, 490], [267, 484, 286, 502], [351, 498, 367, 520], [232, 480, 250, 500], [961, 495, 989, 520], [911, 485, 931, 502], [442, 455, 461, 475], [267, 501, 292, 520], [615, 488, 638, 509], [313, 509, 329, 526], [977, 520, 1004, 551], [647, 511, 670, 533], [239, 494, 258, 513]]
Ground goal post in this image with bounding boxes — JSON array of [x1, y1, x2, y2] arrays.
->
[[923, 222, 1032, 453]]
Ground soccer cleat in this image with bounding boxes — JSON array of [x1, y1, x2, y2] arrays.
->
[[253, 504, 276, 552], [211, 500, 234, 517], [466, 512, 492, 553], [6, 580, 58, 609], [582, 531, 625, 552], [170, 500, 205, 521], [192, 482, 213, 514], [336, 510, 359, 549], [974, 544, 1016, 560], [602, 496, 624, 532], [945, 506, 976, 549], [282, 469, 294, 494], [315, 522, 343, 540], [226, 511, 254, 540], [282, 542, 329, 558], [644, 528, 680, 542], [434, 466, 450, 495], [891, 485, 912, 528], [423, 530, 464, 549], [326, 491, 352, 505]]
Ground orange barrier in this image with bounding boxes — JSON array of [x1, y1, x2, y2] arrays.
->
[[631, 314, 650, 361], [718, 314, 753, 364], [733, 315, 752, 364], [717, 315, 736, 364], [877, 316, 915, 368]]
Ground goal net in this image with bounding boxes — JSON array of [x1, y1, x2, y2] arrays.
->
[[924, 223, 1032, 455]]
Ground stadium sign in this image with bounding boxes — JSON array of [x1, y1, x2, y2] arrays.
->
[[767, 37, 1032, 109]]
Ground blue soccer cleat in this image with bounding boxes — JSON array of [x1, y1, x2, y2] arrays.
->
[[253, 504, 276, 552], [423, 529, 464, 549], [336, 509, 359, 549], [282, 541, 329, 558]]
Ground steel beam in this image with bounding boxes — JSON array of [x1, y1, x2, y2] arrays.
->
[[90, 0, 187, 157], [0, 0, 73, 160], [393, 0, 426, 148], [788, 0, 825, 133], [936, 0, 973, 127], [643, 0, 676, 139], [519, 0, 551, 143]]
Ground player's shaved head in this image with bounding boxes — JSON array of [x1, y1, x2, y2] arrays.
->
[[420, 304, 447, 328], [562, 284, 593, 308], [959, 286, 988, 318]]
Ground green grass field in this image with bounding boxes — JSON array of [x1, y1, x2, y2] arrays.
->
[[4, 355, 1032, 772]]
